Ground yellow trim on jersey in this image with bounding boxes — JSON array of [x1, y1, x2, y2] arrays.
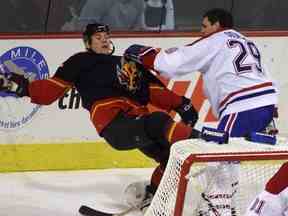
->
[[48, 78, 71, 89], [149, 85, 164, 90], [91, 99, 140, 120], [167, 122, 177, 143]]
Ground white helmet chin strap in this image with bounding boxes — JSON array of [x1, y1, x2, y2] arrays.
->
[[109, 41, 115, 55]]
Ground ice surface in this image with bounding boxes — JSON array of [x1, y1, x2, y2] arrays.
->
[[0, 168, 154, 216]]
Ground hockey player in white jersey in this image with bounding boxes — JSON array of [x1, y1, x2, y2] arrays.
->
[[124, 8, 278, 137], [245, 162, 288, 216], [123, 9, 278, 214]]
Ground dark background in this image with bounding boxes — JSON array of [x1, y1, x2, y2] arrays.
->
[[1, 0, 287, 33]]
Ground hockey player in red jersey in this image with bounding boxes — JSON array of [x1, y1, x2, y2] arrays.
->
[[0, 23, 199, 210], [245, 162, 288, 216]]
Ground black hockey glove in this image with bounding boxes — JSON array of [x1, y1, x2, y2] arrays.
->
[[0, 73, 29, 97], [124, 44, 158, 65], [175, 96, 198, 127], [189, 127, 229, 144]]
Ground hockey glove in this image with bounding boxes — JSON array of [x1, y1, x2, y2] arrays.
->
[[0, 73, 29, 97], [175, 96, 198, 127], [124, 44, 159, 67], [0, 74, 10, 91]]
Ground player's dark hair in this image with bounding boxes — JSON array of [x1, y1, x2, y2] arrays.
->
[[203, 8, 233, 28]]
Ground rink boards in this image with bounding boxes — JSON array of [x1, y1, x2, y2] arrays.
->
[[0, 141, 156, 172], [0, 33, 288, 172]]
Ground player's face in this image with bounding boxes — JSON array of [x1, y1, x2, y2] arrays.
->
[[88, 32, 112, 54], [201, 17, 220, 36]]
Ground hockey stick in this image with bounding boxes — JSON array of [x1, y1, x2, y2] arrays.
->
[[79, 205, 136, 216]]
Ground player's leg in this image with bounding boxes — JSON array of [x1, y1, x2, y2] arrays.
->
[[100, 111, 179, 185], [217, 105, 275, 137], [245, 162, 288, 216], [140, 111, 200, 186], [135, 112, 200, 211], [100, 111, 198, 159], [100, 112, 164, 210], [137, 111, 200, 206], [124, 166, 164, 211], [100, 112, 156, 150], [101, 111, 199, 210], [142, 111, 199, 144], [265, 162, 288, 195], [217, 106, 275, 214]]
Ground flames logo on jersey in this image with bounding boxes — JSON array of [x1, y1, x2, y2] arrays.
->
[[117, 58, 142, 92]]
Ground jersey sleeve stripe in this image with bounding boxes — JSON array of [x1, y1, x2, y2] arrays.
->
[[47, 77, 72, 88]]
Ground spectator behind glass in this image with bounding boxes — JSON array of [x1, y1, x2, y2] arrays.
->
[[0, 0, 46, 32], [62, 0, 145, 31], [45, 0, 84, 32], [143, 0, 175, 31]]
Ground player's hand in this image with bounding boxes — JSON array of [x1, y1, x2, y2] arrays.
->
[[175, 96, 198, 127], [0, 73, 30, 97], [0, 74, 10, 91], [124, 44, 158, 66]]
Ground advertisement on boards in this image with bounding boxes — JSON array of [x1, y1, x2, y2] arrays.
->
[[0, 36, 287, 144]]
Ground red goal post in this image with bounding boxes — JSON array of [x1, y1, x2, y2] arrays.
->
[[145, 138, 288, 216]]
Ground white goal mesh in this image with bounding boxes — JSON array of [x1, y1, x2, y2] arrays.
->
[[144, 137, 288, 216]]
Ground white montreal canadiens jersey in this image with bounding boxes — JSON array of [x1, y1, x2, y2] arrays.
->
[[154, 29, 278, 119]]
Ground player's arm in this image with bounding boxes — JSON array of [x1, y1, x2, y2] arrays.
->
[[149, 84, 198, 127], [0, 71, 72, 105], [124, 35, 223, 78], [28, 77, 72, 105], [0, 53, 83, 105], [138, 65, 198, 127], [29, 53, 86, 104]]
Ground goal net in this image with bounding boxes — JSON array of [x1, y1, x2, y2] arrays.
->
[[144, 138, 288, 216]]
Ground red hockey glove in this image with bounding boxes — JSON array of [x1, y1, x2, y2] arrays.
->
[[0, 73, 30, 97], [175, 96, 198, 127], [124, 44, 159, 69]]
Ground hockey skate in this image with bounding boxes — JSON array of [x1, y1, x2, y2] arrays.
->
[[264, 119, 278, 135], [264, 107, 279, 135], [124, 181, 155, 214]]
